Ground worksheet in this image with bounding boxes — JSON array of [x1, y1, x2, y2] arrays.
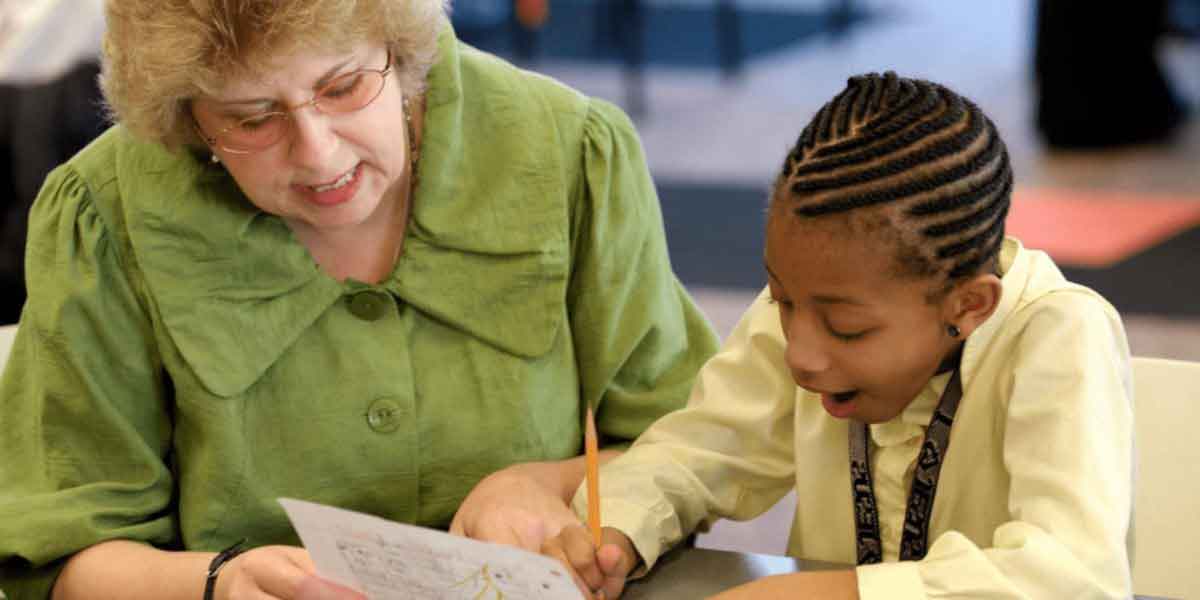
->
[[279, 498, 585, 599]]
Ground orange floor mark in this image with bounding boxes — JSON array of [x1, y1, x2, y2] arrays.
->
[[1006, 187, 1200, 268]]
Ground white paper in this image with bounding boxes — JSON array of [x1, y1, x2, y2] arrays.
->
[[279, 498, 585, 600]]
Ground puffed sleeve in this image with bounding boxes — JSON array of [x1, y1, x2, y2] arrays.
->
[[857, 291, 1134, 599], [0, 165, 174, 599], [569, 99, 721, 442], [574, 290, 797, 570]]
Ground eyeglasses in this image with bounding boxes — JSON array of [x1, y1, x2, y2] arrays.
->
[[197, 51, 392, 154]]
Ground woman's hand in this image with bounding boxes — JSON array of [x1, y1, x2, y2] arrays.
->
[[541, 524, 637, 600], [450, 457, 613, 552], [214, 545, 365, 600]]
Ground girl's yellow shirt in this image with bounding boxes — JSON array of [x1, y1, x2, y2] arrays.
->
[[578, 237, 1134, 599]]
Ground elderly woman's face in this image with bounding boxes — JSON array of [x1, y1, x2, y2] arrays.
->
[[191, 42, 411, 240]]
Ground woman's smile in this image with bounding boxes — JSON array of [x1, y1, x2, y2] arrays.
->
[[192, 43, 412, 240], [293, 162, 363, 206]]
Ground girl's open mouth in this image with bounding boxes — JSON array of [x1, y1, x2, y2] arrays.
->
[[831, 390, 858, 404], [820, 390, 860, 418]]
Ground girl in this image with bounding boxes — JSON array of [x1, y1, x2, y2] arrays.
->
[[542, 72, 1133, 599]]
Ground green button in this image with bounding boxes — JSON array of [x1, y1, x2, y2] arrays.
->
[[366, 397, 404, 433], [348, 292, 389, 321]]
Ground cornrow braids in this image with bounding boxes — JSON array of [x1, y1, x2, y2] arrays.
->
[[775, 71, 1013, 292]]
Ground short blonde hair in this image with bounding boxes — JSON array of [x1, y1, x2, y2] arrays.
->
[[100, 0, 447, 150]]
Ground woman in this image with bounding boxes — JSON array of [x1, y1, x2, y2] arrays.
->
[[0, 1, 720, 598]]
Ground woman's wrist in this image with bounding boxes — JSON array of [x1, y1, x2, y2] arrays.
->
[[506, 459, 578, 502], [492, 445, 627, 506], [52, 541, 215, 600], [203, 539, 245, 600], [517, 449, 623, 502]]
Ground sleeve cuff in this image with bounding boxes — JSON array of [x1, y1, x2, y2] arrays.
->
[[571, 489, 680, 577], [856, 561, 927, 600]]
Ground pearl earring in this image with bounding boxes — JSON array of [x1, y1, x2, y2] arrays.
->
[[210, 154, 220, 164], [946, 324, 961, 338]]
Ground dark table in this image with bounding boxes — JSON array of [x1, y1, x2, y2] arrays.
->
[[626, 546, 1175, 599], [624, 546, 841, 599]]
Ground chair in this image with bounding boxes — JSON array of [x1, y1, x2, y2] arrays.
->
[[1131, 356, 1200, 599], [0, 323, 16, 372]]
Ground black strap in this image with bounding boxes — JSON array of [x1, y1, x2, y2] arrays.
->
[[851, 368, 963, 564], [203, 538, 246, 600]]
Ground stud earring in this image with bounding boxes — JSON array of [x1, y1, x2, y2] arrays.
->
[[946, 324, 961, 338], [210, 154, 220, 164]]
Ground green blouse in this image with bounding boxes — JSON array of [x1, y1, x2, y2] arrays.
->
[[0, 29, 719, 598]]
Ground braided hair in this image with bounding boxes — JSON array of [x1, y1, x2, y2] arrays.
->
[[773, 72, 1012, 296]]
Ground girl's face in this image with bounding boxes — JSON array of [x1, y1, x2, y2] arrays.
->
[[190, 42, 411, 242], [764, 207, 966, 423]]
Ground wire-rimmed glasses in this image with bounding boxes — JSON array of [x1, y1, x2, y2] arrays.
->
[[196, 50, 392, 154]]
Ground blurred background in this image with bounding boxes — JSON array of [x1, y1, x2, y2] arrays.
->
[[2, 0, 1198, 562], [3, 0, 1196, 358], [450, 0, 1200, 362]]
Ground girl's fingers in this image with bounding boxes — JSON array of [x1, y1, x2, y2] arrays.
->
[[559, 525, 606, 590], [597, 543, 632, 599], [543, 536, 595, 598]]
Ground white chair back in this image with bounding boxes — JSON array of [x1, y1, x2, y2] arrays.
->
[[1131, 356, 1200, 599], [0, 324, 17, 373]]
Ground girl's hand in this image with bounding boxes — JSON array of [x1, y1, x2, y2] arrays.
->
[[213, 545, 365, 600], [542, 524, 638, 600]]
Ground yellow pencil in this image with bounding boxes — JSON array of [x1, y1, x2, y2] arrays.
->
[[585, 404, 602, 547]]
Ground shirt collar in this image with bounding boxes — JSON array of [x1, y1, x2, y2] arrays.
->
[[869, 372, 947, 447], [870, 237, 1028, 446], [959, 236, 1028, 390]]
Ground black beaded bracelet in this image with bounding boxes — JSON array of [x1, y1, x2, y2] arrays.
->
[[203, 538, 246, 600]]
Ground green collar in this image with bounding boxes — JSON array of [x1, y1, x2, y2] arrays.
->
[[102, 27, 575, 397]]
